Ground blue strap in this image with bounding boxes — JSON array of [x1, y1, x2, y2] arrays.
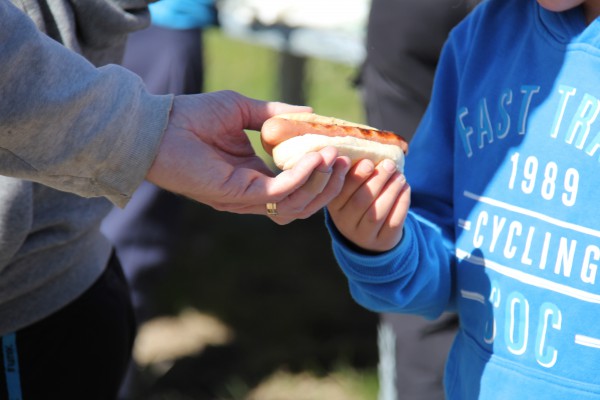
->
[[2, 333, 22, 400]]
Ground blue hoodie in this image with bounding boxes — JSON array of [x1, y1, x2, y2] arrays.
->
[[328, 0, 600, 398]]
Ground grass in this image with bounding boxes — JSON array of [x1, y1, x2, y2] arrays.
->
[[141, 28, 380, 399], [203, 28, 365, 121], [203, 27, 365, 163]]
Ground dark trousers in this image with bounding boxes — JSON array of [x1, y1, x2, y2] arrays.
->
[[0, 254, 136, 400]]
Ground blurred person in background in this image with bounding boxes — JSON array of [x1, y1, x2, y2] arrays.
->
[[101, 0, 217, 345], [357, 0, 479, 399], [99, 1, 218, 397]]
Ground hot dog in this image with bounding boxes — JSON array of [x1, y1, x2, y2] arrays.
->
[[261, 112, 408, 171]]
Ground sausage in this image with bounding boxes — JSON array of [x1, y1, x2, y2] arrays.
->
[[260, 113, 408, 155]]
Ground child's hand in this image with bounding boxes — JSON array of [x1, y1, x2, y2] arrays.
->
[[327, 158, 410, 253]]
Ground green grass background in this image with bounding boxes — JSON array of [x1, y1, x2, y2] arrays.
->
[[203, 28, 365, 163], [145, 28, 379, 400], [203, 30, 365, 119]]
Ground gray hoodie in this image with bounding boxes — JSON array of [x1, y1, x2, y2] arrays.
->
[[0, 0, 173, 333]]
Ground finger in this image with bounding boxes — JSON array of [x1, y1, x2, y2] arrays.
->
[[222, 148, 335, 216], [311, 155, 352, 199], [370, 178, 411, 252], [275, 147, 341, 212], [242, 95, 313, 131], [356, 172, 406, 245], [383, 180, 411, 234], [291, 146, 340, 195], [328, 159, 398, 238], [261, 151, 329, 200], [284, 156, 351, 220], [302, 169, 332, 195], [266, 101, 313, 119], [266, 146, 339, 199], [366, 172, 407, 225], [328, 159, 375, 213], [261, 152, 350, 224], [331, 171, 405, 251], [348, 159, 398, 212]]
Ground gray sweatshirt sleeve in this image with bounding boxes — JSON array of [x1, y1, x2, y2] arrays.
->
[[0, 0, 173, 207]]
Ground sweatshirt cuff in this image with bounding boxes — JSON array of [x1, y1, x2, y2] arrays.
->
[[324, 210, 417, 284], [102, 91, 173, 208]]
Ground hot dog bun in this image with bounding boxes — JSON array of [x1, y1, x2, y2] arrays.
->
[[261, 112, 408, 171]]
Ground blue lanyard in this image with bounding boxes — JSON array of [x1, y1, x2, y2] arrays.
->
[[2, 333, 22, 400]]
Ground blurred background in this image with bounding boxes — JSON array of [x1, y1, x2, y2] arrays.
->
[[128, 1, 381, 399]]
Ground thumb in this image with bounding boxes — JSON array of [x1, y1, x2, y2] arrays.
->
[[242, 96, 313, 132]]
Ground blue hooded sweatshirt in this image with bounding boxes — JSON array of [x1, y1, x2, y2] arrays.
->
[[328, 0, 600, 398]]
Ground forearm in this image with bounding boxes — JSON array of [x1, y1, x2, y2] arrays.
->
[[0, 0, 172, 207]]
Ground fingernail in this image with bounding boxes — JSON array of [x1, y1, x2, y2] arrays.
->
[[334, 157, 352, 171], [398, 173, 407, 185], [382, 159, 397, 172], [358, 160, 374, 174]]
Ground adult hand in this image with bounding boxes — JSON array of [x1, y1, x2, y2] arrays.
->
[[146, 90, 351, 224]]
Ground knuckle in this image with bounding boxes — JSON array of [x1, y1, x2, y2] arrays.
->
[[363, 207, 380, 224], [287, 203, 305, 215], [349, 193, 372, 211]]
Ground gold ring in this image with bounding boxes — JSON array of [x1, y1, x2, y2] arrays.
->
[[266, 202, 278, 216]]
